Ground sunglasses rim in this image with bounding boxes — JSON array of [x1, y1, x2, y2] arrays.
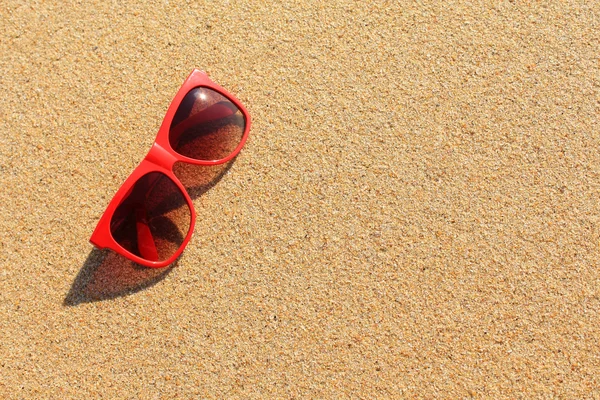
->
[[156, 73, 251, 167], [90, 69, 250, 268], [91, 162, 196, 268]]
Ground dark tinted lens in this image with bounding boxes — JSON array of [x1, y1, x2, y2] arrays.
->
[[110, 172, 191, 262], [169, 87, 246, 161]]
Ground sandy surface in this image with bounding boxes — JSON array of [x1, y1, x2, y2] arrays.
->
[[1, 1, 599, 397]]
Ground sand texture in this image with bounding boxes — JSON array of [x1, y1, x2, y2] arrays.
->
[[1, 1, 600, 398]]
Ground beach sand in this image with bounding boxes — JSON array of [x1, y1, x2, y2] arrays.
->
[[1, 1, 599, 397]]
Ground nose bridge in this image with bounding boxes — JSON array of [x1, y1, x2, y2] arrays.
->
[[145, 142, 177, 170]]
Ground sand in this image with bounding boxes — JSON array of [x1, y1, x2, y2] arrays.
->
[[1, 0, 599, 397]]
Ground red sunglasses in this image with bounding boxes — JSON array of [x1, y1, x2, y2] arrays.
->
[[90, 69, 251, 268]]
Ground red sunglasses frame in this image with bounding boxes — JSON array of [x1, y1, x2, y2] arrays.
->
[[90, 69, 251, 268]]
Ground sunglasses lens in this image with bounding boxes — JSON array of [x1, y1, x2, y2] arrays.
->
[[169, 87, 246, 161], [110, 172, 191, 262]]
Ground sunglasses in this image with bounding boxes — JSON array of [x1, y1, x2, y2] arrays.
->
[[90, 69, 251, 268]]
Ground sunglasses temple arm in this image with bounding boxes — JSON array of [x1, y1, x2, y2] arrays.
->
[[135, 205, 159, 261], [170, 101, 237, 145]]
